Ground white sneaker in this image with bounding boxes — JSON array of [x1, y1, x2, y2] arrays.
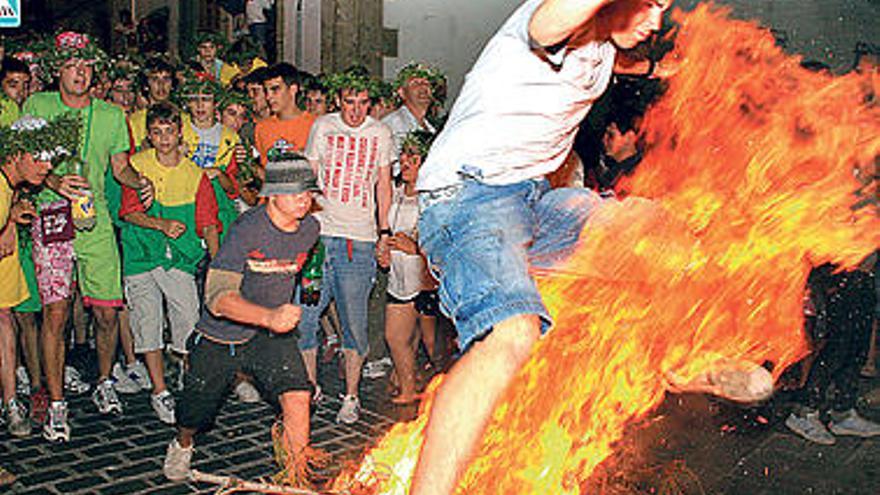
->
[[336, 395, 360, 424], [128, 360, 152, 391], [43, 401, 71, 442], [163, 438, 194, 481], [15, 366, 31, 397], [234, 381, 261, 403], [785, 410, 835, 445], [828, 409, 880, 438], [5, 398, 31, 438], [151, 390, 176, 425], [64, 366, 91, 395], [91, 379, 123, 415], [362, 358, 392, 379], [111, 362, 141, 394]]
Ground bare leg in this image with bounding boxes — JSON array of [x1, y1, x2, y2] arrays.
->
[[410, 314, 540, 495], [385, 303, 419, 402], [861, 317, 878, 377], [144, 349, 167, 394], [0, 310, 17, 403], [13, 312, 41, 388], [300, 348, 317, 386], [91, 306, 119, 381], [320, 302, 343, 342], [41, 300, 69, 402], [279, 390, 311, 456], [418, 314, 438, 366], [177, 426, 197, 448], [118, 307, 138, 366], [342, 349, 364, 397]]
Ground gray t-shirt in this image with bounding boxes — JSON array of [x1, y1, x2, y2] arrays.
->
[[196, 205, 320, 343]]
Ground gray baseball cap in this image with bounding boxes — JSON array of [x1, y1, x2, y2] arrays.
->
[[258, 153, 321, 197]]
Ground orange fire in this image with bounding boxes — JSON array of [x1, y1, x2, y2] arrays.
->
[[333, 4, 879, 495]]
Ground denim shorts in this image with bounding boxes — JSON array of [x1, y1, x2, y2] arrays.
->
[[298, 236, 377, 356], [418, 178, 602, 350]]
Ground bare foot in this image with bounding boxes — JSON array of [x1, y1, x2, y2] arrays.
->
[[391, 393, 423, 405], [665, 358, 774, 403]]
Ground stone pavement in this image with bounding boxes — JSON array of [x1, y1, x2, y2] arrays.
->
[[0, 357, 401, 495], [1, 359, 878, 494]]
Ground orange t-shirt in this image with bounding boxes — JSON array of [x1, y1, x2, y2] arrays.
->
[[254, 113, 316, 166]]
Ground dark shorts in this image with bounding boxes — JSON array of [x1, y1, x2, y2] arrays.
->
[[176, 330, 311, 431], [386, 290, 441, 317]]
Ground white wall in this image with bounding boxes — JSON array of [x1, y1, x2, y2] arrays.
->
[[383, 0, 879, 104], [382, 0, 521, 103]]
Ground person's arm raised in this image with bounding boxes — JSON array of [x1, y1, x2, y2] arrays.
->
[[528, 0, 613, 48]]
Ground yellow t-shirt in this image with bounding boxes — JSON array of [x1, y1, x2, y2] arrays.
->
[[0, 173, 28, 308]]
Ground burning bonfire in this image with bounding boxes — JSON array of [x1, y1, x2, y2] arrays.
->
[[304, 5, 878, 495]]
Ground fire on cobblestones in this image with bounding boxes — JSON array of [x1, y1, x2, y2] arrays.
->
[[329, 4, 879, 495]]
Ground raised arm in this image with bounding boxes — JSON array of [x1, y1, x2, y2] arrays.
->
[[528, 0, 613, 47]]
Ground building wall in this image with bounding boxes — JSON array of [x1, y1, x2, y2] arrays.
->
[[383, 0, 879, 104], [382, 0, 521, 100]]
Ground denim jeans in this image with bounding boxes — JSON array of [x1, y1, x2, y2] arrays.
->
[[418, 178, 602, 350], [298, 236, 377, 356]]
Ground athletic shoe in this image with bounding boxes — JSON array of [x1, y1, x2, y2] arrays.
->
[[362, 357, 392, 379], [785, 409, 835, 445], [234, 381, 261, 404], [6, 398, 31, 438], [43, 401, 71, 442], [29, 387, 49, 425], [111, 362, 141, 394], [127, 360, 152, 390], [151, 390, 176, 425], [15, 366, 31, 397], [91, 379, 123, 415], [163, 438, 193, 481], [828, 409, 880, 438], [336, 395, 360, 424], [63, 366, 91, 395], [664, 358, 774, 403]]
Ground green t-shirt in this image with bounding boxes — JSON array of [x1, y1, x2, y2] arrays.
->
[[0, 97, 19, 128], [22, 92, 130, 213]]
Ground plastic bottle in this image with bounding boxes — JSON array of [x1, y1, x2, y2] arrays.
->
[[300, 240, 325, 306], [71, 158, 96, 231]]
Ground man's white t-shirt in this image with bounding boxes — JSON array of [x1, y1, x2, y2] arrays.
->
[[305, 113, 393, 242], [382, 105, 436, 174], [417, 0, 616, 191]]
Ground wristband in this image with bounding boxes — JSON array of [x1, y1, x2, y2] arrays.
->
[[379, 228, 393, 237]]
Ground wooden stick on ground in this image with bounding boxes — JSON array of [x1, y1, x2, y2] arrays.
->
[[191, 470, 325, 495]]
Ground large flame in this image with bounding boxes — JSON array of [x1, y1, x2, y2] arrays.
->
[[334, 4, 879, 494]]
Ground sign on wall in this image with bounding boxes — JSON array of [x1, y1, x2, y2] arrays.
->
[[0, 0, 20, 28]]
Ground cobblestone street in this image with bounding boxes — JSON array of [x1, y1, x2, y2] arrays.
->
[[1, 357, 878, 494]]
